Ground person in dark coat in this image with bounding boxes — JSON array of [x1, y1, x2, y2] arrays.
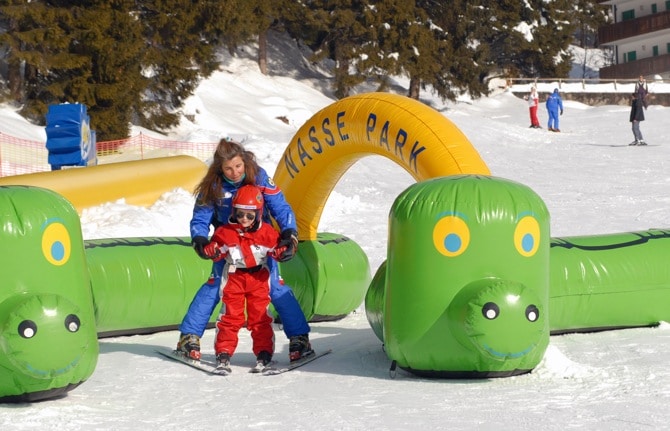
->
[[629, 92, 646, 146]]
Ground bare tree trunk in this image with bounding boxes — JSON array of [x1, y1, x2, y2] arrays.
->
[[258, 31, 268, 75], [408, 76, 420, 100], [6, 18, 22, 102], [7, 60, 22, 102], [334, 57, 350, 99]]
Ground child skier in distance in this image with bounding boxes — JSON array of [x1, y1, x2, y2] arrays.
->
[[202, 185, 287, 373], [524, 86, 541, 129]]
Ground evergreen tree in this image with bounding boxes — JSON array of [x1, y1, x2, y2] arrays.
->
[[73, 2, 145, 140], [291, 0, 370, 98], [0, 0, 227, 139], [354, 0, 489, 101], [202, 0, 257, 53], [212, 0, 301, 75], [0, 2, 87, 116], [418, 0, 490, 100], [0, 0, 145, 139], [0, 0, 613, 138], [225, 0, 275, 75], [570, 0, 609, 78], [470, 0, 578, 78], [133, 0, 222, 133]]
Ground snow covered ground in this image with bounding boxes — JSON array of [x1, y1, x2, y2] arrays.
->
[[2, 40, 670, 430]]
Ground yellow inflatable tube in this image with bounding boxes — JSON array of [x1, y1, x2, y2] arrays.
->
[[0, 155, 207, 212], [274, 92, 491, 240]]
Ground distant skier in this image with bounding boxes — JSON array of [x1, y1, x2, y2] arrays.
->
[[629, 92, 647, 146], [545, 88, 564, 132], [635, 75, 649, 108], [524, 86, 541, 129]]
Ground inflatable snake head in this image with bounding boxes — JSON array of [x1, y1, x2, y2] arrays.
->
[[379, 175, 550, 377], [0, 186, 98, 402]]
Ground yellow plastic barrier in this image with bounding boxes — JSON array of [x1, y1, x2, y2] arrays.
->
[[0, 155, 207, 212], [273, 92, 491, 240]]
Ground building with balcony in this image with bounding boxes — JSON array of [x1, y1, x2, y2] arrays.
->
[[598, 0, 670, 79]]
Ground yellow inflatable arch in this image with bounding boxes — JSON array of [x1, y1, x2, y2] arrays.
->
[[274, 92, 492, 240]]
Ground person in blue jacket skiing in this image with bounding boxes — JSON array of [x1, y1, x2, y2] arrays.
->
[[176, 138, 313, 363], [545, 88, 564, 132]]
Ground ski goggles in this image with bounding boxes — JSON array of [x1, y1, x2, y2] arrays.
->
[[235, 211, 256, 221]]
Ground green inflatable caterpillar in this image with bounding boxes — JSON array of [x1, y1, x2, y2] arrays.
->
[[366, 175, 670, 377], [0, 186, 99, 402], [0, 185, 369, 402], [366, 175, 551, 377]]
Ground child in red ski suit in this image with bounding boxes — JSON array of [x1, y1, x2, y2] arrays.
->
[[203, 185, 286, 370], [524, 86, 541, 128]]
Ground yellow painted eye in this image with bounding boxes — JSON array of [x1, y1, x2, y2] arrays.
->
[[42, 221, 71, 266], [514, 216, 540, 257], [433, 215, 470, 257]]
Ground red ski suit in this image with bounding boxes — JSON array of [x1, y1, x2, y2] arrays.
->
[[527, 93, 540, 127], [210, 221, 280, 358]]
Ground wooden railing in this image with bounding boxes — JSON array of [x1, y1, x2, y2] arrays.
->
[[505, 77, 669, 90], [598, 11, 670, 44], [598, 53, 670, 79]]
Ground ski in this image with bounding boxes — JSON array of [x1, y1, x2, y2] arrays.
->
[[262, 349, 332, 375], [156, 347, 332, 376], [155, 347, 221, 375], [610, 143, 657, 147], [249, 361, 277, 374], [212, 363, 232, 376]]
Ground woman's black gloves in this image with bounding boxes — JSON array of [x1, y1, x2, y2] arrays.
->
[[276, 229, 299, 262], [192, 236, 210, 259]]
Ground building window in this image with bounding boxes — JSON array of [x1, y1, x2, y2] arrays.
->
[[652, 3, 658, 13], [653, 45, 659, 56], [625, 51, 637, 62], [666, 0, 670, 11], [667, 42, 670, 54], [622, 9, 635, 20]]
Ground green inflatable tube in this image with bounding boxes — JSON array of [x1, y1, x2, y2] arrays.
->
[[86, 234, 369, 336], [281, 233, 371, 321], [85, 238, 212, 337], [549, 229, 670, 333]]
